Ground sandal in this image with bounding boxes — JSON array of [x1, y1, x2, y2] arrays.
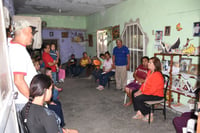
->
[[142, 116, 153, 122], [132, 114, 143, 120], [123, 102, 132, 107]]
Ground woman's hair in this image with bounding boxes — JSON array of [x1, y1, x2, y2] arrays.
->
[[150, 57, 162, 72], [105, 51, 111, 57], [24, 74, 53, 123]]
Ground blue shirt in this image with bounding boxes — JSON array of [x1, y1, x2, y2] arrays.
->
[[113, 45, 129, 66], [50, 50, 57, 60]]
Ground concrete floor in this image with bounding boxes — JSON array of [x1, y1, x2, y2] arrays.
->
[[58, 77, 179, 133]]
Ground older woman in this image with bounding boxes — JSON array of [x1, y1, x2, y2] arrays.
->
[[132, 57, 164, 122]]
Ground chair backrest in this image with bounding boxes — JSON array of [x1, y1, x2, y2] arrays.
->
[[163, 74, 170, 101], [17, 111, 29, 133]]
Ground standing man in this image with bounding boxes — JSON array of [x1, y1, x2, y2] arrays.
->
[[8, 20, 37, 111], [113, 38, 130, 91]]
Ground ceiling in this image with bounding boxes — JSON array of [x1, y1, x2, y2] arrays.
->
[[13, 0, 126, 16]]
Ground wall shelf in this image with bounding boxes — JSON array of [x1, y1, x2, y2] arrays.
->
[[154, 53, 199, 112]]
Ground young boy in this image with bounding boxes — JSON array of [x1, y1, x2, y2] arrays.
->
[[45, 67, 62, 101]]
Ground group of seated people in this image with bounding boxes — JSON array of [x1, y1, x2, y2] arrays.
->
[[22, 44, 78, 133]]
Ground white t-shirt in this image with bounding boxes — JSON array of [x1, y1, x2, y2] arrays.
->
[[103, 58, 113, 72], [8, 40, 37, 104]]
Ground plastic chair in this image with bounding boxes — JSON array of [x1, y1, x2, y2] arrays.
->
[[144, 74, 169, 124], [182, 119, 196, 133]]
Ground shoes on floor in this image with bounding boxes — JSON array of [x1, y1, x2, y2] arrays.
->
[[96, 85, 104, 91]]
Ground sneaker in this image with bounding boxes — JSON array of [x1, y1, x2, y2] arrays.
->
[[96, 85, 104, 91]]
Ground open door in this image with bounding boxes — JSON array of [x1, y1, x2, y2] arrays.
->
[[0, 1, 19, 133]]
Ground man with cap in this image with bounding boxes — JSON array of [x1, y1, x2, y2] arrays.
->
[[8, 20, 37, 111]]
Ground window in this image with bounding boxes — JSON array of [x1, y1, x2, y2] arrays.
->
[[121, 19, 147, 72]]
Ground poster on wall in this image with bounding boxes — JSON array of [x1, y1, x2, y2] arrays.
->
[[155, 30, 163, 41], [71, 32, 84, 42], [193, 22, 200, 36], [88, 34, 93, 47], [112, 25, 120, 40]]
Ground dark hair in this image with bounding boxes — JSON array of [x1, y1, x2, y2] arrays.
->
[[105, 51, 111, 57], [141, 56, 149, 63], [24, 74, 53, 123], [150, 57, 162, 72], [99, 53, 104, 57], [45, 67, 52, 74], [82, 52, 87, 55]]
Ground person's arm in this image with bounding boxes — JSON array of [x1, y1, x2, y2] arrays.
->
[[112, 55, 116, 69], [48, 60, 57, 66], [14, 73, 29, 98], [88, 56, 91, 64], [126, 54, 130, 70]]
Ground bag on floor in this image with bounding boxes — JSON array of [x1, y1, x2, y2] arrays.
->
[[58, 69, 65, 81]]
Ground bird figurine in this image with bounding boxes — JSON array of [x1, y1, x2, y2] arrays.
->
[[182, 44, 196, 55], [176, 23, 183, 31], [183, 38, 193, 48], [169, 38, 180, 52], [161, 41, 168, 53]]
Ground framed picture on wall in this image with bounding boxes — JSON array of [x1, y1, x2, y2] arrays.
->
[[164, 26, 171, 36], [62, 32, 68, 38], [155, 30, 163, 41], [49, 32, 54, 37], [179, 58, 192, 73], [193, 22, 200, 36], [112, 25, 120, 40], [88, 34, 93, 47], [188, 64, 198, 75]]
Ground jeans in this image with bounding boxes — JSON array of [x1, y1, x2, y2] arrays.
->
[[99, 71, 115, 87], [52, 72, 57, 83]]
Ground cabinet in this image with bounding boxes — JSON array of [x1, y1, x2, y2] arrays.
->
[[154, 53, 199, 112]]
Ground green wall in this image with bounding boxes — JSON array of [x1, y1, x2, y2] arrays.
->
[[27, 15, 87, 29], [86, 0, 200, 57]]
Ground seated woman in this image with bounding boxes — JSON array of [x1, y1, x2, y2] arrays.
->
[[124, 56, 149, 106], [132, 57, 164, 122], [92, 54, 105, 82], [22, 74, 78, 133], [96, 51, 115, 91], [78, 52, 92, 77]]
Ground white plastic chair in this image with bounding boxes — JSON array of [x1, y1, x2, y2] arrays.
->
[[182, 119, 196, 133]]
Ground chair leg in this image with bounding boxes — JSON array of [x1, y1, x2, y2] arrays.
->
[[124, 93, 127, 104], [148, 106, 152, 124], [163, 104, 166, 120]]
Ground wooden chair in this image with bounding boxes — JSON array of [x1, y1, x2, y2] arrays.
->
[[107, 75, 115, 88], [144, 74, 169, 124]]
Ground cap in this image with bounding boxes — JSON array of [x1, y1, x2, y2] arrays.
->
[[14, 20, 32, 32]]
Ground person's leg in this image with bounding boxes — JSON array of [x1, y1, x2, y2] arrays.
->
[[48, 100, 65, 127], [131, 89, 139, 110], [124, 88, 133, 106], [121, 66, 127, 90], [134, 94, 163, 121], [52, 72, 57, 84], [52, 88, 59, 101], [115, 66, 121, 90], [101, 71, 115, 87]]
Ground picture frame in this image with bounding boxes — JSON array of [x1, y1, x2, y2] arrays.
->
[[49, 32, 54, 37], [155, 30, 163, 41], [112, 25, 120, 40], [193, 22, 200, 37], [61, 32, 68, 38], [188, 64, 198, 75], [88, 34, 93, 47], [164, 26, 171, 36], [179, 58, 192, 73], [161, 60, 170, 71]]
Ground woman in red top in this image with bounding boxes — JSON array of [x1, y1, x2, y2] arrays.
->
[[132, 57, 164, 122]]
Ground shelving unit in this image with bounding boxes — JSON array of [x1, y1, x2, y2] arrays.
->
[[154, 53, 199, 113]]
